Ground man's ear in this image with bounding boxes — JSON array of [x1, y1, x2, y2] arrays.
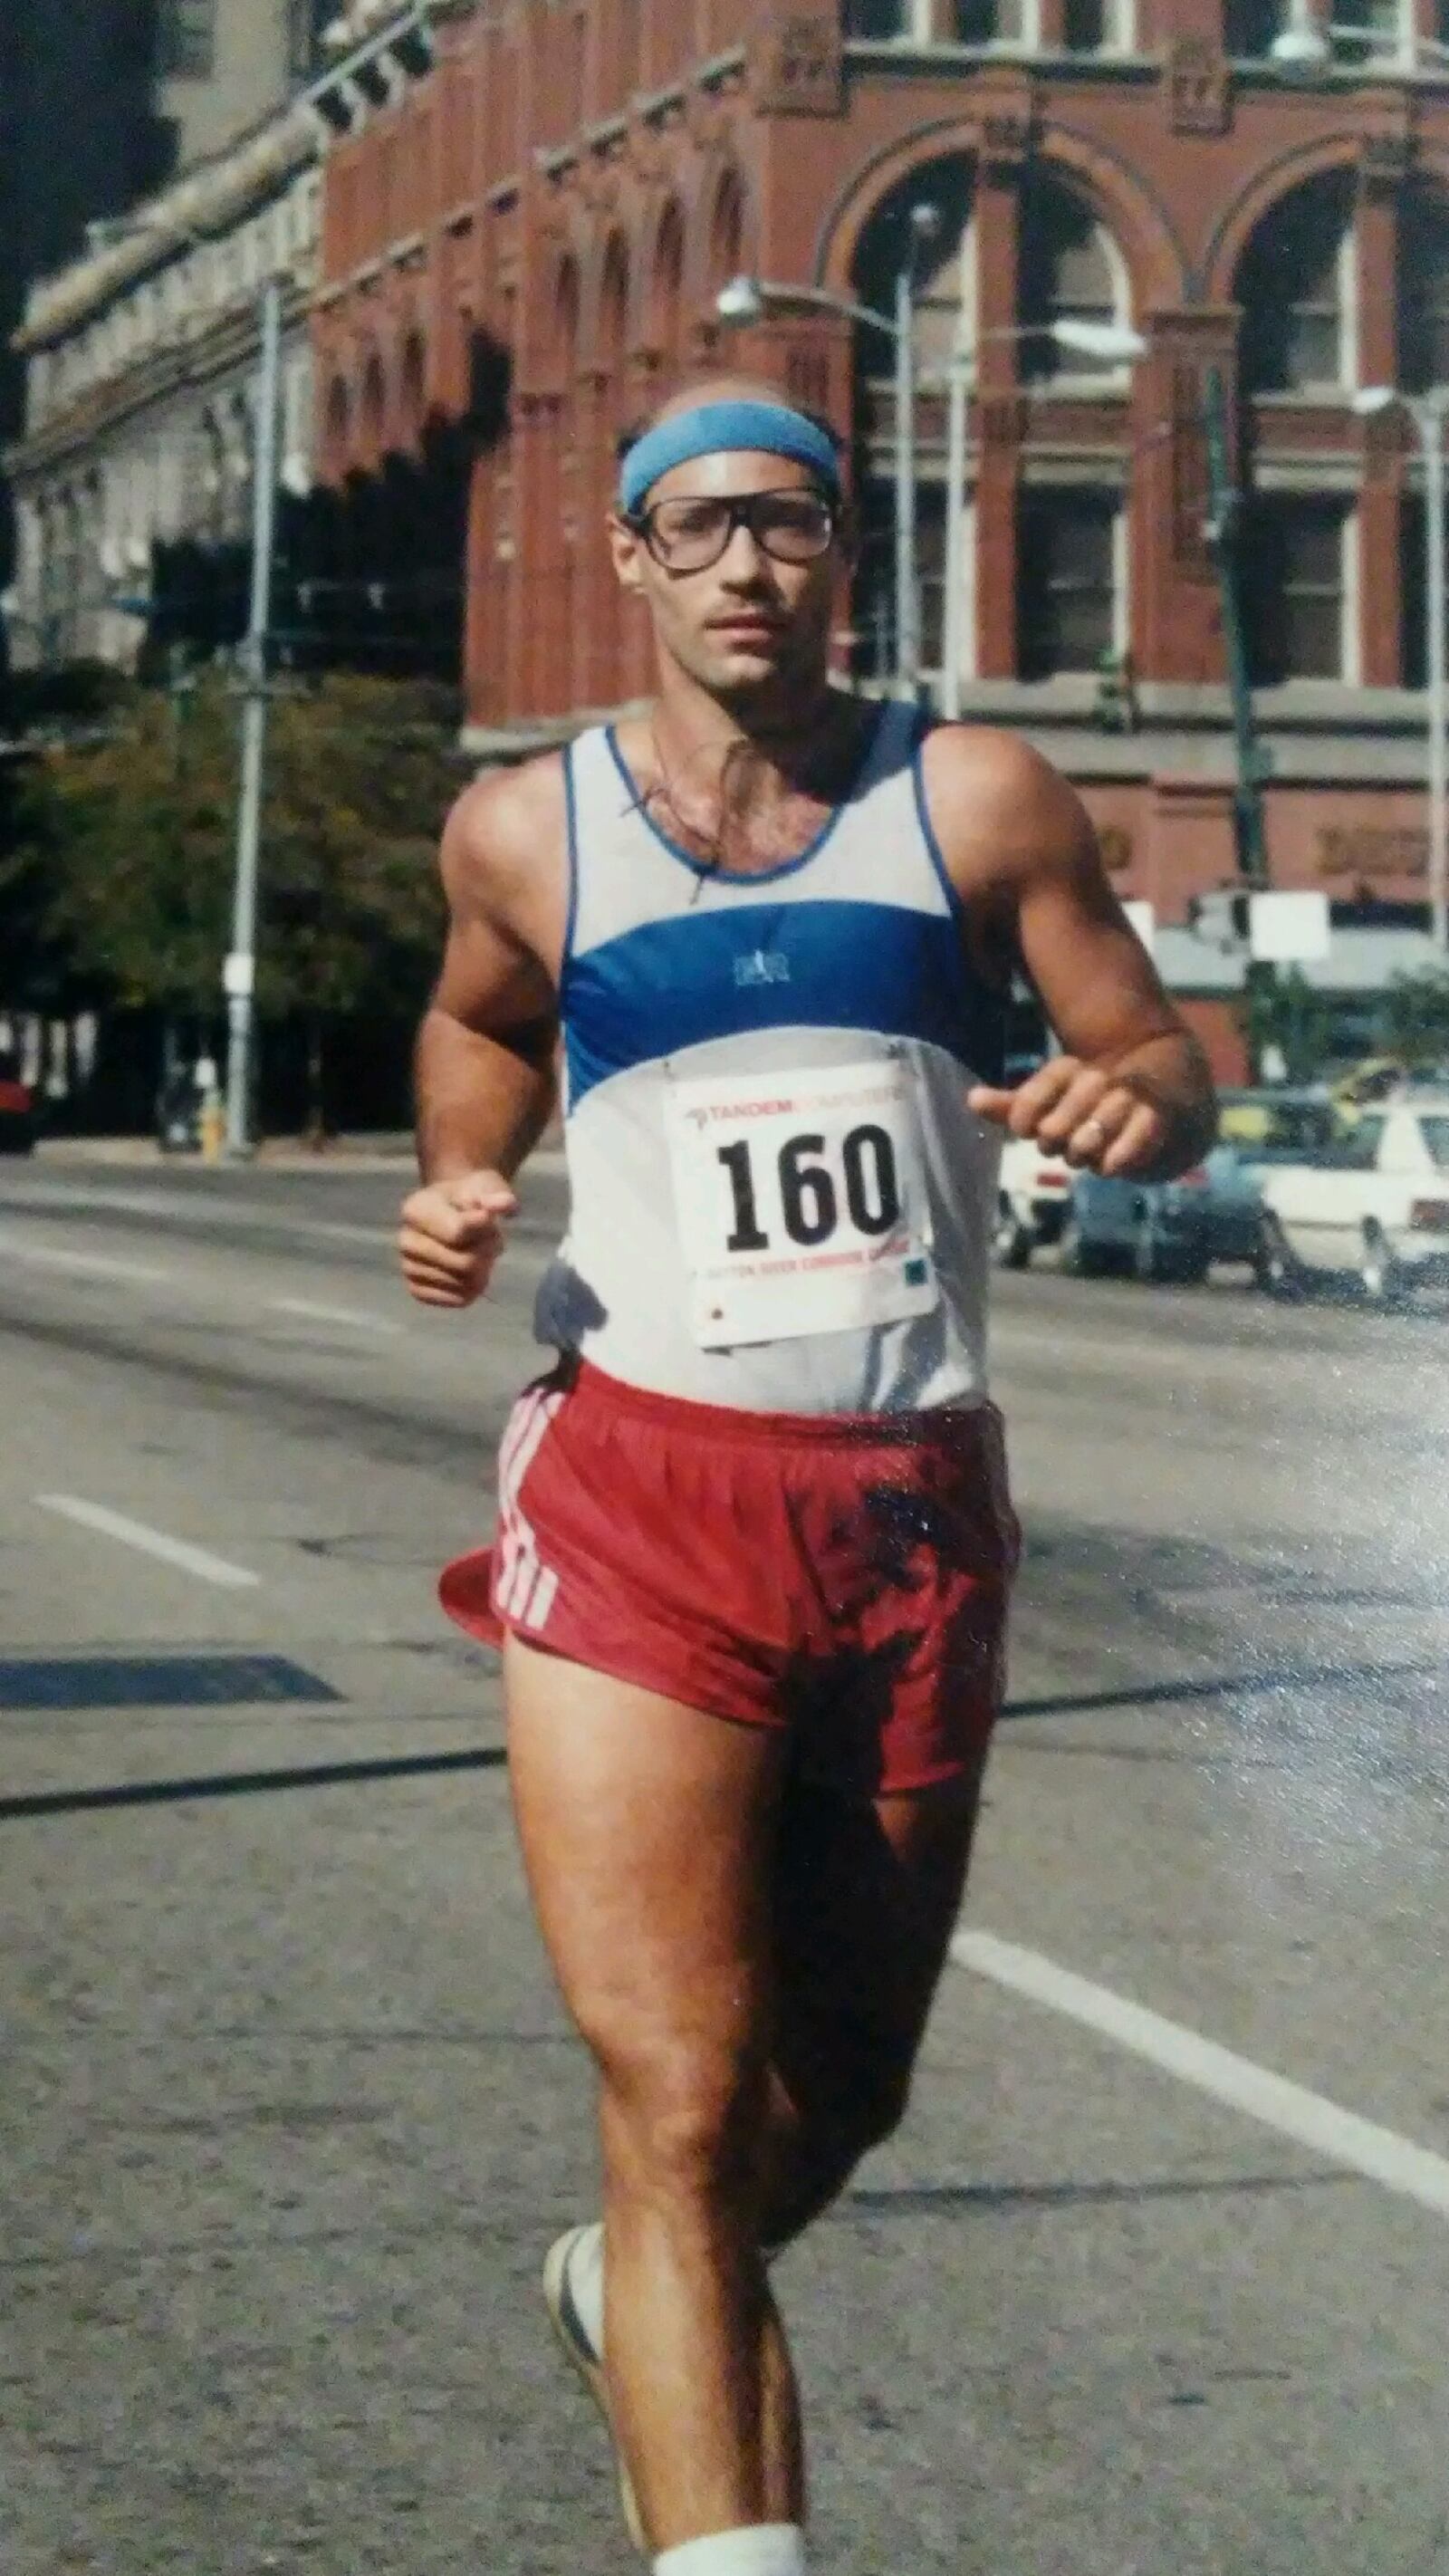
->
[[608, 514, 647, 594]]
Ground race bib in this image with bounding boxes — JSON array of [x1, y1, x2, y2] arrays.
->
[[666, 1056, 939, 1350]]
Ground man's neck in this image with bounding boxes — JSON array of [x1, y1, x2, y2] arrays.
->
[[648, 674, 854, 805]]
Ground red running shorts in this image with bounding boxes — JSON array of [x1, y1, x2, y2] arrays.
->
[[440, 1359, 1021, 1797]]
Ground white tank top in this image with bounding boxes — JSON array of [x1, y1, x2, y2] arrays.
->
[[534, 700, 1006, 1416]]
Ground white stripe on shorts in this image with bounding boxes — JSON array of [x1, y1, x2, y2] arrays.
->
[[495, 1387, 563, 1631]]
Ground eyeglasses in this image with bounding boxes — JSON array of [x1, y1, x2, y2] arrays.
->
[[629, 487, 839, 573]]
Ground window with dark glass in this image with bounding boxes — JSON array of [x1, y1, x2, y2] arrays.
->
[[951, 3, 1025, 38], [1334, 0, 1404, 61], [1063, 0, 1108, 47], [157, 0, 216, 78], [1019, 177, 1120, 380], [1224, 1, 1283, 53], [290, 0, 335, 79], [1398, 497, 1449, 691], [1400, 190, 1449, 395], [1237, 174, 1352, 393], [844, 0, 909, 31], [1018, 491, 1118, 678], [1245, 498, 1347, 683]]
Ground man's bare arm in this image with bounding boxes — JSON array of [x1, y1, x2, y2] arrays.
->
[[402, 760, 564, 1309], [926, 729, 1216, 1179]]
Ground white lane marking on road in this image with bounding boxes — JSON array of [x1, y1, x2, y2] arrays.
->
[[952, 1929, 1449, 2224], [267, 1295, 400, 1334], [34, 1495, 260, 1591], [0, 1235, 166, 1283]]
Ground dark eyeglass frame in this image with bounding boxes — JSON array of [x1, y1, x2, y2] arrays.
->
[[626, 485, 840, 572]]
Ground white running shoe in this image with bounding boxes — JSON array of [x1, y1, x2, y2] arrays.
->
[[542, 2223, 646, 2555]]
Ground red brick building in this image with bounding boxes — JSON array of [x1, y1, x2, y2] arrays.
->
[[312, 2, 1449, 1070]]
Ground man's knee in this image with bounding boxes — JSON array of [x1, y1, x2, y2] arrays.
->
[[592, 2018, 766, 2203], [767, 2044, 914, 2230]]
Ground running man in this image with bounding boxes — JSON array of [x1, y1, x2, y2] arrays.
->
[[399, 376, 1215, 2576]]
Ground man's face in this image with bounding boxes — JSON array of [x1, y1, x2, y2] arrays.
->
[[609, 448, 846, 703]]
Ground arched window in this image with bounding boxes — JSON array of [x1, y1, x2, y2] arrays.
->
[[555, 256, 581, 378], [1236, 172, 1355, 395], [400, 333, 427, 441], [600, 233, 629, 372], [850, 155, 974, 380], [323, 376, 350, 483], [1018, 176, 1129, 381], [360, 351, 388, 458], [1400, 187, 1449, 394], [656, 202, 686, 361], [708, 173, 744, 293]]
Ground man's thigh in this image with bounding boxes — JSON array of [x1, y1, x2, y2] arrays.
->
[[504, 1633, 788, 2063]]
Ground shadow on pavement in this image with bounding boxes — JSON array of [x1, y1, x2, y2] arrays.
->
[[1002, 1655, 1437, 1724], [0, 1742, 507, 1821], [841, 2168, 1355, 2216]]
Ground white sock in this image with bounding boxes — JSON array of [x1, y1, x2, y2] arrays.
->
[[654, 2526, 807, 2575], [565, 2219, 605, 2359]]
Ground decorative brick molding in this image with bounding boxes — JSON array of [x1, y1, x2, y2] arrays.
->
[[1166, 38, 1229, 139], [751, 13, 844, 119]]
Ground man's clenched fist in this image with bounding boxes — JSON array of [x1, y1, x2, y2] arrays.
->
[[398, 1170, 518, 1309]]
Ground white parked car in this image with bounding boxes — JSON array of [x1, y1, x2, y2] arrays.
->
[[1252, 1096, 1449, 1304], [993, 1129, 1073, 1267]]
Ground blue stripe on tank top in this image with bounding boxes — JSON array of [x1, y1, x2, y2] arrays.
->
[[562, 899, 1006, 1110]]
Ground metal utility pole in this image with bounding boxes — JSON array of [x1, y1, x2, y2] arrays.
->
[[1202, 363, 1271, 889], [1355, 384, 1449, 950], [1417, 396, 1449, 949], [225, 274, 283, 1157], [893, 257, 921, 697]]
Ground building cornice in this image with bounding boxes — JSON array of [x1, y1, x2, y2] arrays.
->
[[16, 108, 319, 353], [5, 277, 314, 485]]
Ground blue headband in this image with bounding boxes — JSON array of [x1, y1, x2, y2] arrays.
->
[[619, 399, 841, 518]]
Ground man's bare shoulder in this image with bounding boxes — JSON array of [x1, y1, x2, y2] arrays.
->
[[918, 722, 1095, 887], [440, 748, 570, 916]]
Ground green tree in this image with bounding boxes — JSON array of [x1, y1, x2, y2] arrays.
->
[[260, 675, 454, 1131], [3, 668, 457, 1133], [1382, 966, 1449, 1078], [1241, 965, 1334, 1084]]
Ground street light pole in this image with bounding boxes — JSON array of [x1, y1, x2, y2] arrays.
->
[[224, 272, 283, 1158], [894, 257, 920, 697], [1421, 397, 1449, 950], [1203, 362, 1271, 889], [1356, 383, 1449, 950]]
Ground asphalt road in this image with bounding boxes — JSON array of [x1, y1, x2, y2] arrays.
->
[[2, 1156, 1447, 2576]]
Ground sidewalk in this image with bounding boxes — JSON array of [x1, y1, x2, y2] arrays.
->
[[34, 1127, 568, 1175], [36, 1131, 417, 1173]]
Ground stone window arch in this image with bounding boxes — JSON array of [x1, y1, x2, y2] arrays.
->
[[1236, 169, 1356, 395], [1018, 172, 1131, 382]]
